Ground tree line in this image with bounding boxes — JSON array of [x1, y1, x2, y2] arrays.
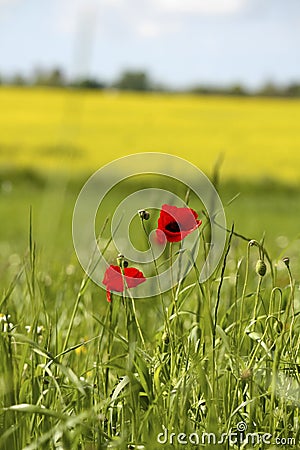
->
[[1, 67, 300, 97]]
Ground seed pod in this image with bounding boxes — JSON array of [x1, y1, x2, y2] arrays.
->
[[256, 259, 267, 277], [282, 257, 290, 268], [138, 209, 150, 220], [117, 254, 128, 269]]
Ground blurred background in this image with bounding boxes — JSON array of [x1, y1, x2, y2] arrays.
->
[[0, 0, 300, 278]]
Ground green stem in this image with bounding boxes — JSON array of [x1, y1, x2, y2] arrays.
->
[[237, 243, 251, 353], [169, 242, 178, 319], [62, 276, 88, 354], [269, 287, 283, 319], [140, 218, 173, 347], [127, 292, 146, 349], [284, 264, 295, 347], [252, 276, 263, 331]]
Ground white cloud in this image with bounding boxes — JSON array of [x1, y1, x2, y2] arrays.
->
[[154, 0, 246, 15], [136, 20, 180, 38], [137, 21, 161, 38], [0, 0, 21, 5], [56, 1, 100, 35]]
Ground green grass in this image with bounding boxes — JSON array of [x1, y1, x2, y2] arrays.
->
[[1, 171, 299, 273], [0, 172, 300, 449]]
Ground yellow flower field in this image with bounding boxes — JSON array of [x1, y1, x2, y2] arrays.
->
[[1, 87, 300, 182], [2, 90, 300, 450]]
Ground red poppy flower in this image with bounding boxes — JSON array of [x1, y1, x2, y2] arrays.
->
[[102, 265, 146, 302], [157, 204, 201, 243]]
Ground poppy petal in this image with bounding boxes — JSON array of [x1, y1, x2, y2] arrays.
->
[[124, 267, 146, 288], [102, 265, 124, 292], [157, 204, 201, 242], [102, 264, 146, 299]]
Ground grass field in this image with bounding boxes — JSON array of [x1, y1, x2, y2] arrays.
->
[[1, 88, 300, 449]]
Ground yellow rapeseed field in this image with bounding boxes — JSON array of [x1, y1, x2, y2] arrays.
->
[[1, 87, 300, 182]]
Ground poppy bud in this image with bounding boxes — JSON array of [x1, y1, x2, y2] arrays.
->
[[256, 259, 267, 277], [138, 209, 150, 220], [282, 257, 290, 268], [249, 239, 258, 247], [117, 254, 128, 269]]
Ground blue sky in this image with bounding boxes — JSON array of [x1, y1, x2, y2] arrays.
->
[[1, 0, 300, 88]]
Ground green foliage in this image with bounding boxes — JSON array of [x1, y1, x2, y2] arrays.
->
[[114, 71, 152, 91], [2, 67, 300, 97], [71, 78, 106, 90], [33, 67, 65, 87], [0, 188, 299, 448]]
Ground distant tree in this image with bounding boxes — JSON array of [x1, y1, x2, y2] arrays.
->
[[11, 73, 27, 86], [228, 84, 248, 96], [189, 85, 211, 95], [152, 82, 168, 92], [47, 68, 65, 86], [189, 85, 224, 96], [257, 81, 281, 97], [33, 68, 46, 85], [72, 78, 106, 90], [115, 70, 151, 91], [4, 65, 299, 98], [284, 83, 300, 97], [33, 67, 65, 86]]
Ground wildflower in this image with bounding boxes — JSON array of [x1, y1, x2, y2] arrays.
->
[[75, 337, 88, 355], [0, 313, 9, 323], [102, 265, 146, 302], [0, 314, 14, 333], [156, 204, 201, 243], [25, 325, 44, 335]]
